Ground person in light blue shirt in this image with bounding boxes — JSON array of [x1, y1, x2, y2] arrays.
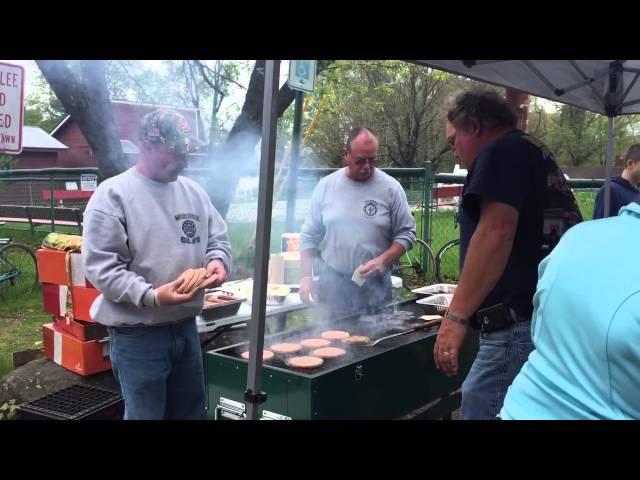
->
[[500, 200, 640, 420]]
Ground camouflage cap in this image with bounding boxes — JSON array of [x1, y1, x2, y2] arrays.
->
[[139, 108, 192, 154]]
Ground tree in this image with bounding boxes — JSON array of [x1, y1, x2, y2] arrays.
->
[[36, 59, 329, 216], [36, 60, 127, 178], [303, 61, 472, 171], [23, 70, 67, 133], [542, 103, 640, 167], [207, 60, 334, 217]]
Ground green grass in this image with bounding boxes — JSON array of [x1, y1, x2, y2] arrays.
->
[[227, 219, 304, 278], [399, 191, 597, 285], [0, 225, 52, 378]]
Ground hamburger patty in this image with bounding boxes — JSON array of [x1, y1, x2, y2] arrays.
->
[[301, 338, 332, 349], [287, 356, 324, 368], [270, 343, 302, 354], [241, 350, 274, 361], [321, 330, 350, 340], [341, 335, 370, 345], [311, 347, 347, 358]]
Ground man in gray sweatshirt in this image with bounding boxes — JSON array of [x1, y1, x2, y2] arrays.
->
[[82, 109, 232, 420], [300, 127, 416, 319]]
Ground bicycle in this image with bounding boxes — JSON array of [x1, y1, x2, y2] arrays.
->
[[0, 234, 39, 299], [434, 201, 461, 284], [435, 238, 460, 284], [394, 238, 436, 290]]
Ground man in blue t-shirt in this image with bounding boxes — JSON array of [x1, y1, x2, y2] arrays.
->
[[433, 89, 582, 420], [593, 144, 640, 219]]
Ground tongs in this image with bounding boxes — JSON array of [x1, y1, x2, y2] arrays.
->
[[359, 317, 442, 347]]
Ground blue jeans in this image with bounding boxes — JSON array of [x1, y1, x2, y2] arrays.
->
[[109, 318, 206, 420], [460, 320, 534, 420]]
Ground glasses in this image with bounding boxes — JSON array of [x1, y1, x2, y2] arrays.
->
[[352, 157, 377, 166]]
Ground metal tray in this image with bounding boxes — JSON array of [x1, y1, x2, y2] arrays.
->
[[412, 283, 457, 299], [415, 293, 453, 314], [202, 293, 245, 321]]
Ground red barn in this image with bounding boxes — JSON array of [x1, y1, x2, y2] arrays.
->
[[13, 126, 68, 169], [50, 100, 206, 168]]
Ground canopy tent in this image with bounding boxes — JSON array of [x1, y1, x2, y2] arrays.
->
[[243, 60, 640, 419], [413, 60, 640, 217]]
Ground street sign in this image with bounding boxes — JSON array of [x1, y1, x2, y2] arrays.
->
[[288, 60, 316, 93], [0, 62, 25, 154], [80, 174, 98, 191]]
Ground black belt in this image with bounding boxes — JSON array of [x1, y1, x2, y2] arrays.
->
[[472, 304, 530, 333]]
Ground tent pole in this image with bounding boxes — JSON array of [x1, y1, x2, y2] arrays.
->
[[603, 116, 615, 218]]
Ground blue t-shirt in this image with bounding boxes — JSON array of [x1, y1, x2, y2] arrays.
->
[[459, 130, 581, 319], [592, 175, 639, 219], [501, 203, 640, 420]]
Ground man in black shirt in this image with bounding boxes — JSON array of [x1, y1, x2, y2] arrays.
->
[[433, 89, 582, 419]]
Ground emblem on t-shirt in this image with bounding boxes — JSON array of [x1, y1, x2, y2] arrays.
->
[[175, 213, 201, 244], [363, 200, 378, 217]]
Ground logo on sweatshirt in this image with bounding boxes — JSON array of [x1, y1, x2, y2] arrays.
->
[[363, 200, 378, 217], [175, 213, 201, 244]]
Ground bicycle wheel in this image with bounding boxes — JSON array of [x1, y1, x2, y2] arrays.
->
[[435, 239, 460, 284], [395, 238, 437, 289], [0, 243, 39, 298]]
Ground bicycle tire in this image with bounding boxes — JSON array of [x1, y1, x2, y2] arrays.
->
[[435, 239, 460, 284], [0, 242, 39, 298], [395, 238, 437, 289]]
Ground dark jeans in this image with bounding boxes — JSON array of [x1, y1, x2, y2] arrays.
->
[[109, 317, 206, 420], [460, 320, 534, 420]]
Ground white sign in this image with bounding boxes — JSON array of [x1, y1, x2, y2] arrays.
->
[[65, 181, 78, 190], [80, 174, 98, 191], [0, 62, 25, 154], [288, 60, 317, 93]]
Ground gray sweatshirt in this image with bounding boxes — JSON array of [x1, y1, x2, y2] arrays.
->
[[300, 168, 416, 275], [82, 167, 232, 327]]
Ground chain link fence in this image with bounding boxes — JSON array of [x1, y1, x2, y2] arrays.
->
[[0, 166, 604, 281]]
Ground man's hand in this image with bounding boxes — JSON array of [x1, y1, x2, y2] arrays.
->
[[359, 255, 388, 278], [299, 276, 315, 304], [156, 278, 204, 306], [176, 268, 208, 294], [433, 318, 468, 376], [200, 260, 227, 290]]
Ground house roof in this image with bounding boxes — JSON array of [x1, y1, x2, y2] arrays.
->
[[22, 126, 68, 151]]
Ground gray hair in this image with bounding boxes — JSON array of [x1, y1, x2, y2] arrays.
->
[[447, 88, 518, 131]]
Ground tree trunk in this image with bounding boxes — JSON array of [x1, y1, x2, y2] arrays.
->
[[505, 88, 529, 131], [208, 60, 333, 218], [36, 60, 126, 179]]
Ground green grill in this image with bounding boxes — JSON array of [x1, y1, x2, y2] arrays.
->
[[204, 300, 478, 420]]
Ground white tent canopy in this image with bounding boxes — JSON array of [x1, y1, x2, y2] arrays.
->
[[413, 60, 640, 115], [413, 60, 640, 216]]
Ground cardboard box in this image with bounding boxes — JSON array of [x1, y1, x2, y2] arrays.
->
[[42, 323, 111, 376], [53, 315, 108, 342], [41, 283, 69, 316], [69, 253, 94, 288], [70, 286, 101, 322], [36, 249, 70, 285]]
